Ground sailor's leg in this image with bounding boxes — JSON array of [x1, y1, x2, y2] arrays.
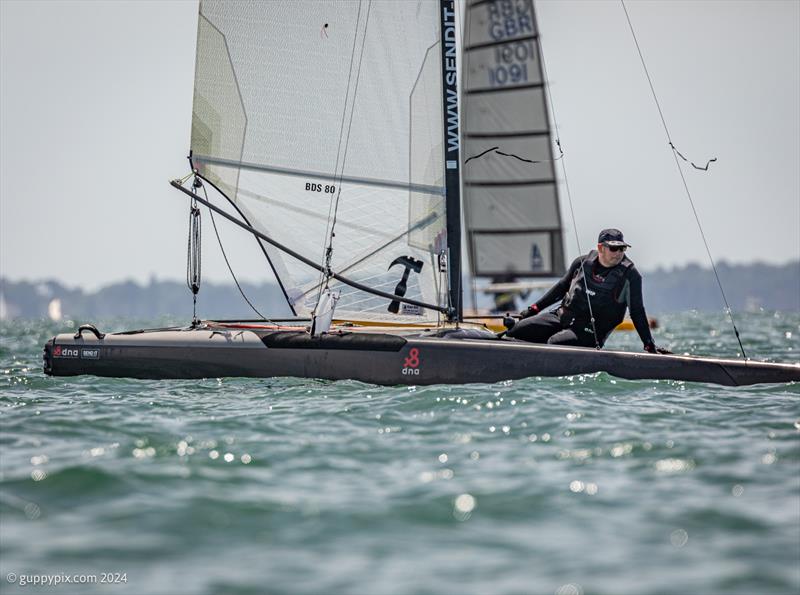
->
[[507, 312, 562, 343], [546, 328, 596, 347]]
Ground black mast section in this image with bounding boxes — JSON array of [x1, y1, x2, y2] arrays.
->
[[439, 0, 462, 321]]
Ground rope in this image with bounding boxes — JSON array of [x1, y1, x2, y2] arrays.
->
[[620, 0, 747, 359], [463, 145, 563, 166], [312, 0, 372, 315], [463, 146, 498, 164], [177, 170, 195, 186], [326, 0, 372, 269], [671, 143, 717, 171], [199, 182, 269, 322], [536, 25, 601, 349]]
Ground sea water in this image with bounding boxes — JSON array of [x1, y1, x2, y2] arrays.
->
[[1, 312, 798, 595]]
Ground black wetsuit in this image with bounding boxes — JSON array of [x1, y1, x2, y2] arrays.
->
[[507, 252, 654, 348]]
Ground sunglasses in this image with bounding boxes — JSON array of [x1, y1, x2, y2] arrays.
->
[[605, 245, 627, 253]]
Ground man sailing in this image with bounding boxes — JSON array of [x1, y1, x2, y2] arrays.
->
[[507, 229, 667, 353]]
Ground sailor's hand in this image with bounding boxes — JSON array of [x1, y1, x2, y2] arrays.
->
[[519, 304, 539, 319]]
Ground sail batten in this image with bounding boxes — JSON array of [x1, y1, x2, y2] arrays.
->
[[466, 180, 556, 187], [465, 131, 550, 138], [193, 154, 446, 197], [465, 82, 546, 95]]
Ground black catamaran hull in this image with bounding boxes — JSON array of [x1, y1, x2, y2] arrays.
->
[[44, 326, 800, 387]]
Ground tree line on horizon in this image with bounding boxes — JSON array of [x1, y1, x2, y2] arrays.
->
[[1, 260, 798, 321]]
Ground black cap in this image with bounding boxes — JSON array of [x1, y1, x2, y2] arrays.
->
[[598, 228, 631, 247]]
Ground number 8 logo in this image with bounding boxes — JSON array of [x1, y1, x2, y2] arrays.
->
[[404, 348, 420, 369]]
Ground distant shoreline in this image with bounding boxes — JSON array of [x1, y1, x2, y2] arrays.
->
[[2, 260, 798, 320]]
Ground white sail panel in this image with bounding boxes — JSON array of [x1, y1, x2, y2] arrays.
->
[[465, 0, 538, 46], [463, 136, 554, 183], [190, 0, 446, 321], [462, 0, 565, 278], [473, 232, 562, 277], [464, 41, 542, 92], [462, 87, 549, 135], [465, 184, 559, 230], [232, 167, 446, 321]]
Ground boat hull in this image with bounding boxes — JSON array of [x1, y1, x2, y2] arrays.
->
[[43, 326, 800, 387]]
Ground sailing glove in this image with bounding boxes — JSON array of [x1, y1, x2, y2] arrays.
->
[[519, 304, 540, 319]]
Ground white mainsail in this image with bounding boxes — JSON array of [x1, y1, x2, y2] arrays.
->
[[191, 0, 448, 322], [461, 0, 565, 279]]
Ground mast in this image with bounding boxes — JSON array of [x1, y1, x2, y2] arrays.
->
[[439, 0, 462, 321]]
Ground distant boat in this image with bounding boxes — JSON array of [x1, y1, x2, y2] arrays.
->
[[0, 291, 8, 321], [44, 0, 798, 386], [47, 298, 62, 322]]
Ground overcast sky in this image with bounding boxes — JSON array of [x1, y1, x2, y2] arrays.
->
[[1, 0, 798, 291]]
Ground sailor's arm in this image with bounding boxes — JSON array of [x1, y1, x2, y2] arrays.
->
[[520, 256, 582, 318], [628, 269, 658, 351]]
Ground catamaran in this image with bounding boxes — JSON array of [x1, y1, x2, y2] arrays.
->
[[43, 0, 799, 386]]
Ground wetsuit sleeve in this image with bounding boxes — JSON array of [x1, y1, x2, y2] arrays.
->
[[533, 256, 582, 311], [628, 267, 655, 346]]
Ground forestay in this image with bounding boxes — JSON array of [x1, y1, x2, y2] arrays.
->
[[190, 0, 448, 322], [462, 0, 565, 279]]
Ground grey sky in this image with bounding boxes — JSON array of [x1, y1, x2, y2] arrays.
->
[[1, 0, 798, 291]]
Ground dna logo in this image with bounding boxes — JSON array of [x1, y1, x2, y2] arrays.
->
[[402, 348, 421, 375]]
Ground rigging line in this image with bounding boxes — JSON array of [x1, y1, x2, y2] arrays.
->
[[324, 0, 373, 280], [295, 211, 440, 301], [535, 13, 601, 349], [190, 168, 297, 316], [200, 182, 270, 323], [618, 4, 716, 170], [620, 0, 747, 359], [171, 180, 449, 314], [177, 170, 195, 186], [313, 0, 368, 313]]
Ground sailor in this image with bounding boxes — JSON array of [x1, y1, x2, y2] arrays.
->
[[507, 229, 667, 353]]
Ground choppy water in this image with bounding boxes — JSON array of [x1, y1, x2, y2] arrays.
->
[[1, 312, 798, 595]]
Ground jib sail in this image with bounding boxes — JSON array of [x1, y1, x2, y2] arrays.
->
[[190, 0, 448, 322]]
